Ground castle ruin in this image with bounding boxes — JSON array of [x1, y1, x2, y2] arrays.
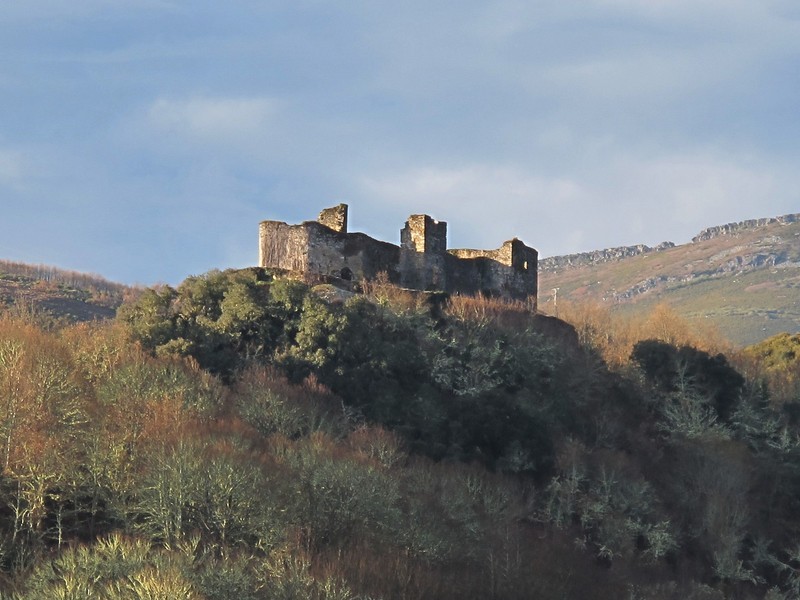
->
[[259, 204, 538, 305]]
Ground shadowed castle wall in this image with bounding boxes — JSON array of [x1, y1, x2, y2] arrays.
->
[[306, 223, 400, 283], [448, 239, 538, 302]]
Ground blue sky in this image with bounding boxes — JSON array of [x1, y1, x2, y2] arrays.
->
[[1, 1, 799, 284]]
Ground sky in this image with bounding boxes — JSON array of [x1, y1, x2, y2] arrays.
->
[[1, 0, 799, 284]]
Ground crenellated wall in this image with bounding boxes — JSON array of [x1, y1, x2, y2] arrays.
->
[[259, 205, 537, 303]]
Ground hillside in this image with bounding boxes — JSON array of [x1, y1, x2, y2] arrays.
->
[[3, 212, 799, 346], [0, 259, 129, 324], [4, 267, 800, 598], [538, 214, 800, 346]]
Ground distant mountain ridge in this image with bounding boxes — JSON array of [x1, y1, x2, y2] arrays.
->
[[692, 213, 799, 242], [541, 213, 800, 273], [539, 242, 676, 273], [539, 212, 800, 346]]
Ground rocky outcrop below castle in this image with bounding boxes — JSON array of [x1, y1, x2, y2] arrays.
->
[[692, 213, 800, 243], [539, 242, 675, 273]]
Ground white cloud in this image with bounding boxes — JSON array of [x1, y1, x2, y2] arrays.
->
[[0, 149, 24, 189], [589, 0, 780, 25], [148, 96, 280, 142], [356, 150, 797, 259], [539, 50, 730, 102], [611, 154, 776, 222], [465, 0, 800, 112], [4, 0, 799, 284], [358, 164, 593, 251], [361, 165, 587, 209], [600, 153, 782, 244]]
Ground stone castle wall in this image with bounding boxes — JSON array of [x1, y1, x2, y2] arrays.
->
[[259, 205, 537, 304], [258, 221, 310, 273], [447, 239, 538, 300], [306, 224, 400, 283]]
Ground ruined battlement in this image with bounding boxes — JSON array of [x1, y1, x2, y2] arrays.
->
[[259, 205, 537, 304]]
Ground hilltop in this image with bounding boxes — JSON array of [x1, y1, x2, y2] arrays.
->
[[2, 212, 799, 346], [539, 214, 800, 346], [0, 259, 130, 324]]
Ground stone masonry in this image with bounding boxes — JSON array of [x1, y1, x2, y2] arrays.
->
[[259, 205, 538, 304]]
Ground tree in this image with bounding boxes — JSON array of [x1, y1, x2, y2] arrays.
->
[[632, 340, 745, 422], [0, 317, 90, 564], [118, 269, 310, 379]]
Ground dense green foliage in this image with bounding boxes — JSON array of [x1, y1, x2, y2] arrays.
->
[[118, 270, 566, 475], [0, 268, 799, 598]]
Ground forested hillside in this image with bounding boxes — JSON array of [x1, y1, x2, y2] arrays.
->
[[0, 260, 129, 326], [1, 267, 799, 599]]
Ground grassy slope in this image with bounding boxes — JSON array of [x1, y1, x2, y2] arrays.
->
[[539, 219, 800, 346]]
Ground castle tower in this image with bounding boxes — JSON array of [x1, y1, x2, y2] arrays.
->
[[508, 238, 537, 274], [400, 214, 448, 290], [318, 204, 348, 233], [503, 238, 538, 306]]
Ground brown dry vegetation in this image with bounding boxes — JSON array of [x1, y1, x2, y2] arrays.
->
[[558, 300, 732, 368], [2, 270, 800, 598], [0, 260, 133, 326]]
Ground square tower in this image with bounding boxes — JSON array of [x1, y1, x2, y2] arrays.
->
[[400, 215, 448, 290]]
